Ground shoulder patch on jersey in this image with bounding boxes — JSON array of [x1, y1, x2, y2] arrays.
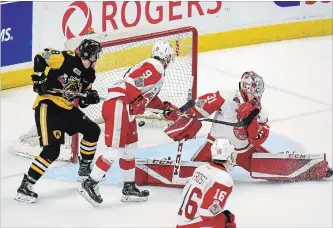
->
[[134, 77, 145, 88], [208, 200, 222, 215], [196, 99, 206, 109], [41, 51, 51, 60]]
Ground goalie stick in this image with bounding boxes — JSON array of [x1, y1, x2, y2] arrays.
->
[[146, 105, 260, 127], [169, 99, 196, 183]]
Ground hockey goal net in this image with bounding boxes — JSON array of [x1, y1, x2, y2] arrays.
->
[[10, 26, 198, 163]]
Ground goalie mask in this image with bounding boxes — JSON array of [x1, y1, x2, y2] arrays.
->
[[151, 41, 175, 69], [211, 139, 236, 172], [239, 71, 265, 98]]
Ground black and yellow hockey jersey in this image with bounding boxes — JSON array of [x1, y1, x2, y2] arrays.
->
[[32, 48, 96, 110]]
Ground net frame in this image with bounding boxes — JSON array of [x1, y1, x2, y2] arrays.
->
[[10, 26, 198, 164], [70, 26, 198, 163]]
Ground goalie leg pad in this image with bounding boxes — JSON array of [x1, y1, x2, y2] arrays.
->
[[135, 158, 204, 187], [250, 153, 329, 181]]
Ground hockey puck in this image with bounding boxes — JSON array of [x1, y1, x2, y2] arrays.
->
[[138, 121, 145, 127]]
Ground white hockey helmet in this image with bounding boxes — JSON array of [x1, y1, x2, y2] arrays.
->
[[151, 41, 175, 68], [239, 71, 265, 98], [211, 139, 236, 172]]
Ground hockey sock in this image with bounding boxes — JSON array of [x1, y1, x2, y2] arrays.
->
[[90, 156, 111, 181], [119, 158, 135, 182], [80, 139, 97, 161], [26, 144, 60, 184], [27, 155, 51, 184]]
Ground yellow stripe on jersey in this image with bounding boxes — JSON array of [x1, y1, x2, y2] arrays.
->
[[40, 103, 48, 146], [32, 94, 73, 110]]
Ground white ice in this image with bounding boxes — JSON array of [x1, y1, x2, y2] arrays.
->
[[1, 36, 332, 227]]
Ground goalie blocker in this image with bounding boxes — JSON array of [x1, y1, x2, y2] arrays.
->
[[135, 112, 332, 186]]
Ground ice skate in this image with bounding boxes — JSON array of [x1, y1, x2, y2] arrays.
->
[[325, 167, 333, 178], [121, 181, 149, 202], [14, 174, 38, 203], [77, 159, 106, 182], [78, 176, 103, 207]]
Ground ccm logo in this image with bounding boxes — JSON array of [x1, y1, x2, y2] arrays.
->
[[152, 160, 173, 165], [288, 154, 306, 159], [173, 143, 183, 175]]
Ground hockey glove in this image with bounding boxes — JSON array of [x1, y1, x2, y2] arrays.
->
[[162, 102, 180, 121], [223, 210, 236, 228], [81, 90, 100, 105], [31, 72, 48, 95]]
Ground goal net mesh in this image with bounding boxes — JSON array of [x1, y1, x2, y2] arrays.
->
[[10, 26, 197, 162]]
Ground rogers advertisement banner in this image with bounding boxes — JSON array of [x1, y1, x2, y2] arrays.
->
[[33, 1, 331, 54]]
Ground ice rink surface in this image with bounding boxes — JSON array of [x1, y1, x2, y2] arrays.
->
[[1, 36, 332, 227]]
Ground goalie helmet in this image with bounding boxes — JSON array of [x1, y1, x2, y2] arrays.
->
[[151, 41, 175, 68], [77, 39, 102, 62], [239, 71, 265, 98], [211, 139, 236, 172]]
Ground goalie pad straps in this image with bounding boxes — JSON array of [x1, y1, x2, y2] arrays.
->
[[250, 153, 328, 181]]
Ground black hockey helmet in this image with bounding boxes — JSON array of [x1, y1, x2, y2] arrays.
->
[[77, 39, 102, 62]]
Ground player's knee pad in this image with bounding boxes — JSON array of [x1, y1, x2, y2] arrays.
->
[[39, 144, 61, 163], [122, 142, 137, 160], [82, 122, 101, 142], [103, 147, 125, 163]]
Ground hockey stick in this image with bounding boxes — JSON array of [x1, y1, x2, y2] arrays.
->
[[170, 100, 196, 183], [172, 138, 185, 183], [47, 89, 106, 101]]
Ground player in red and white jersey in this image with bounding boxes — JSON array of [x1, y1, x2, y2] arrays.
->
[[177, 139, 236, 228], [78, 41, 181, 206], [164, 71, 332, 184]]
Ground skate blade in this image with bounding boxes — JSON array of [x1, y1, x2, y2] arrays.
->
[[77, 176, 106, 182], [77, 187, 101, 207], [14, 193, 37, 204], [121, 195, 148, 203]]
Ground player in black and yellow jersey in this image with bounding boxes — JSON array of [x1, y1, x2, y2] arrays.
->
[[15, 39, 103, 203]]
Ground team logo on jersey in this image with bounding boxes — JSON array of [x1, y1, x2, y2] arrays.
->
[[53, 130, 62, 139], [233, 126, 248, 140], [58, 74, 69, 84], [73, 68, 81, 76], [63, 77, 82, 99]]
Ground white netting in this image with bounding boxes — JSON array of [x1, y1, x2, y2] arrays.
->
[[10, 26, 197, 162]]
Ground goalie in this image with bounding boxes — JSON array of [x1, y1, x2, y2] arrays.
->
[[78, 41, 181, 206], [162, 71, 332, 185]]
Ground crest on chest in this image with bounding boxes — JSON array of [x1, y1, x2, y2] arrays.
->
[[61, 76, 82, 99]]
